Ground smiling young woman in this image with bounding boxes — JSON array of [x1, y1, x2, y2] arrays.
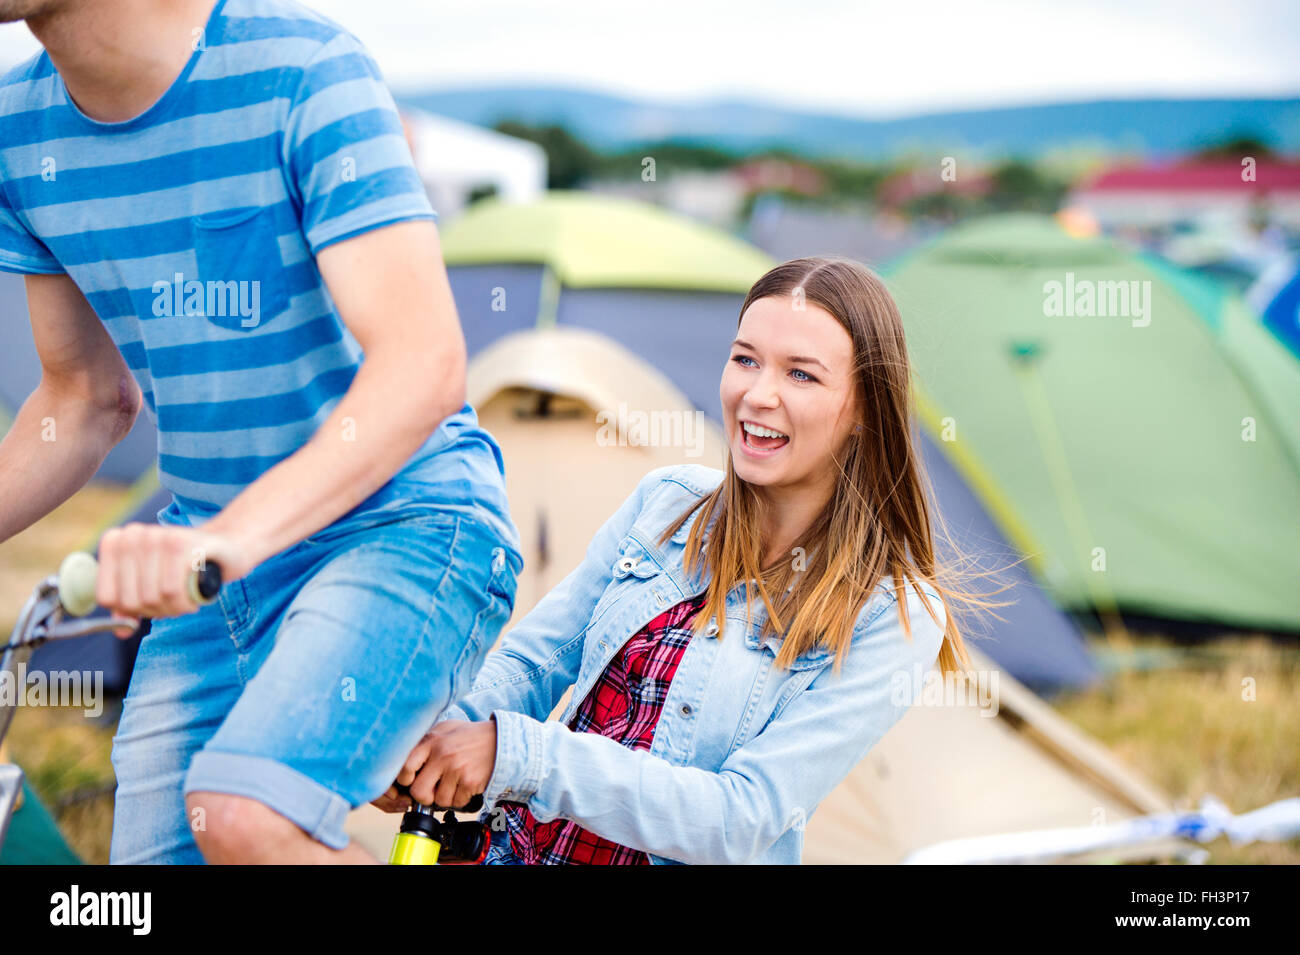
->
[[387, 255, 1010, 865], [662, 255, 994, 675]]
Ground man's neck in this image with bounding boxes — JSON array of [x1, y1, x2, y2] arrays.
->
[[28, 0, 219, 123]]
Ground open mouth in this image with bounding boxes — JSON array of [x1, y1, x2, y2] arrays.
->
[[741, 420, 790, 454]]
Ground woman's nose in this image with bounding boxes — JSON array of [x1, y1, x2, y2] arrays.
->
[[745, 372, 781, 408]]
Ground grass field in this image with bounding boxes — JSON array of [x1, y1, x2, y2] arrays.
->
[[1059, 634, 1300, 864], [2, 484, 1297, 864]]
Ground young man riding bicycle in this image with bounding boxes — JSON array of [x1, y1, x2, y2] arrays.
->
[[0, 0, 521, 863]]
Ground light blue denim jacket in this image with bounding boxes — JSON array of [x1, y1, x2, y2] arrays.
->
[[442, 464, 946, 865]]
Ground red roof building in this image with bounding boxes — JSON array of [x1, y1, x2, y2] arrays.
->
[[1069, 160, 1300, 230]]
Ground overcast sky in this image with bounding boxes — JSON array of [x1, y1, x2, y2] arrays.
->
[[2, 0, 1297, 117]]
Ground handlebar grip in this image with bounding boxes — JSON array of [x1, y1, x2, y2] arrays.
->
[[55, 552, 223, 619], [188, 560, 223, 605], [393, 783, 484, 814], [57, 552, 100, 617], [458, 793, 485, 814]]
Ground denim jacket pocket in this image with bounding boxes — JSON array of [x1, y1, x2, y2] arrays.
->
[[746, 627, 836, 672], [191, 206, 290, 332], [609, 535, 663, 581], [589, 535, 662, 623]]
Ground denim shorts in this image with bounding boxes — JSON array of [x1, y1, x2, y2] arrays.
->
[[108, 494, 520, 864]]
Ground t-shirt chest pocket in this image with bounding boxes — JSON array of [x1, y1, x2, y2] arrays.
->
[[190, 206, 291, 332]]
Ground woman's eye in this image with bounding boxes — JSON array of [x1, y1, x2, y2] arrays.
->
[[790, 368, 816, 382], [732, 355, 756, 367]]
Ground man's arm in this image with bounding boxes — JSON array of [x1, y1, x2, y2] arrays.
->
[[94, 28, 459, 625], [94, 218, 466, 623], [202, 218, 465, 565], [0, 273, 141, 543]]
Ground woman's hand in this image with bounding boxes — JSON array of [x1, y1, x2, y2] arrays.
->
[[372, 717, 499, 813], [95, 523, 252, 636]]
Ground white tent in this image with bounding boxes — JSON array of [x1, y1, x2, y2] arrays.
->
[[466, 327, 724, 614], [400, 108, 547, 221]]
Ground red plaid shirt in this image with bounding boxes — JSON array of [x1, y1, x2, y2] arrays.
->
[[495, 592, 707, 864]]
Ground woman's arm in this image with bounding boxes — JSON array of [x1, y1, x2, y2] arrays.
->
[[441, 465, 680, 726], [482, 584, 948, 864]]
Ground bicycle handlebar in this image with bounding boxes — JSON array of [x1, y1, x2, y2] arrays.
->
[[57, 551, 223, 619], [393, 782, 483, 815]]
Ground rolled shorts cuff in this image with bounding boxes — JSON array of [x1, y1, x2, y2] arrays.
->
[[183, 750, 353, 851]]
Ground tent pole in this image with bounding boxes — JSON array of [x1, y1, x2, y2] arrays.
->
[[536, 264, 560, 330], [1010, 346, 1133, 648], [912, 384, 1050, 578]]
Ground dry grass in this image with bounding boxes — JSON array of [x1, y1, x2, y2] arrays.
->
[[0, 482, 131, 619], [1058, 634, 1300, 864], [5, 704, 117, 864]]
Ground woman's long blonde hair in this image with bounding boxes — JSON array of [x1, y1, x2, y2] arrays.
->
[[658, 256, 1012, 676]]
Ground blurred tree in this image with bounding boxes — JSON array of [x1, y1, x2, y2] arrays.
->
[[903, 190, 974, 223], [494, 120, 598, 188], [1195, 132, 1275, 161], [466, 183, 499, 205], [819, 160, 890, 204], [595, 139, 739, 177], [986, 160, 1069, 213]]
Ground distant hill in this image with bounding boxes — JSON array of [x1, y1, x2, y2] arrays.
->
[[395, 86, 1300, 161]]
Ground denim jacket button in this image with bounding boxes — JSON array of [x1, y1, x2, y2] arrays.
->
[[705, 620, 719, 637], [680, 703, 693, 717], [617, 556, 636, 573]]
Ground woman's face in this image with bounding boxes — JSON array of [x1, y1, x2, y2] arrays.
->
[[720, 294, 859, 496]]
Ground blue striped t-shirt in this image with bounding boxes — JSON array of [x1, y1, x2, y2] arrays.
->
[[0, 0, 518, 554]]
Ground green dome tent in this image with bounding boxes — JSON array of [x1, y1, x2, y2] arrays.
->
[[438, 190, 772, 294], [881, 213, 1300, 632]]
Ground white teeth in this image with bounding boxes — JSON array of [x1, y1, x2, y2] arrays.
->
[[743, 421, 788, 440]]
